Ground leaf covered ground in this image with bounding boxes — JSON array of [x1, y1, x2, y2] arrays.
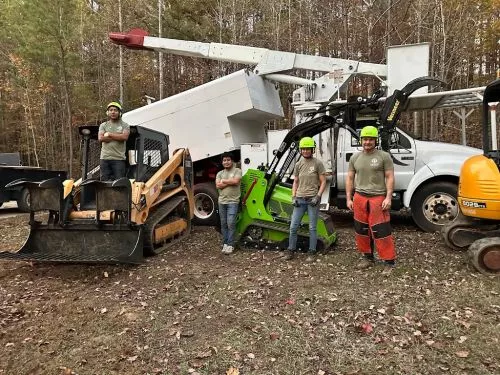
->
[[0, 211, 499, 375]]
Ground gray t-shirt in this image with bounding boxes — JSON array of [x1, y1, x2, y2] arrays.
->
[[348, 149, 394, 196], [99, 119, 130, 160], [216, 166, 242, 204], [293, 157, 326, 198]]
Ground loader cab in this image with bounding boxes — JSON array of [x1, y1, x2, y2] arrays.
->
[[481, 79, 500, 167], [78, 125, 169, 209]]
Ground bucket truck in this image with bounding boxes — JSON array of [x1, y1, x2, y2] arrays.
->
[[109, 29, 484, 233]]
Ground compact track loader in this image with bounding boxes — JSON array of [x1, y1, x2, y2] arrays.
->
[[0, 125, 194, 264], [442, 79, 500, 275]]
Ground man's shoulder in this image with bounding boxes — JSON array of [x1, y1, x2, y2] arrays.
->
[[351, 152, 362, 162], [376, 149, 392, 159], [119, 119, 130, 129]]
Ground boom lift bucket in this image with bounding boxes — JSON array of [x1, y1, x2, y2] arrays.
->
[[0, 125, 194, 264]]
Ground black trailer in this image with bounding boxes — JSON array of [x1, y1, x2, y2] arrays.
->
[[0, 155, 67, 210]]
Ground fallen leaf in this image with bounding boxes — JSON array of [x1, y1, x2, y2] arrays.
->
[[100, 308, 107, 314], [195, 350, 212, 359], [104, 272, 109, 278], [127, 355, 138, 362], [361, 323, 373, 334], [456, 351, 469, 358], [269, 332, 280, 340], [458, 336, 467, 344], [318, 370, 326, 375], [285, 299, 295, 305], [247, 353, 255, 359], [226, 367, 239, 375]]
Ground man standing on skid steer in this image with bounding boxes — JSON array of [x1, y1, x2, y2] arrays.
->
[[98, 101, 130, 181], [346, 126, 396, 269], [285, 137, 327, 261]]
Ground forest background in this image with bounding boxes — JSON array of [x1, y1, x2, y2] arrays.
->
[[0, 0, 498, 176]]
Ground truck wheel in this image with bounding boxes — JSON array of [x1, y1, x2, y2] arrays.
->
[[193, 182, 219, 226], [17, 188, 30, 212], [411, 181, 459, 232]]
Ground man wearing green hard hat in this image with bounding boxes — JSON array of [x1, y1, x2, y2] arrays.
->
[[98, 101, 130, 181], [285, 136, 326, 261], [346, 125, 396, 270]]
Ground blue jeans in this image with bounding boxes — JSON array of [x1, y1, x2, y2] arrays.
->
[[100, 160, 126, 181], [288, 197, 320, 252], [219, 202, 239, 246]]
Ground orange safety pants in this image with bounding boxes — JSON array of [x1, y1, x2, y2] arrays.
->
[[353, 193, 396, 261]]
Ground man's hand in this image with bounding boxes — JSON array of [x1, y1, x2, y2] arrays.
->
[[292, 196, 300, 207], [346, 198, 354, 211], [104, 132, 110, 138], [309, 195, 321, 207], [381, 197, 391, 210]]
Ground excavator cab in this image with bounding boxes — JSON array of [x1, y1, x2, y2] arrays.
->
[[442, 79, 500, 275], [0, 125, 194, 264]]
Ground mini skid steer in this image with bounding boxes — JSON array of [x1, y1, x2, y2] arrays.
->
[[236, 76, 444, 252], [0, 125, 194, 264]]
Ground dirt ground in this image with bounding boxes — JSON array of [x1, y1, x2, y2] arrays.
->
[[0, 211, 498, 375]]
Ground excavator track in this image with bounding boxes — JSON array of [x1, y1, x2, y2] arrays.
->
[[442, 215, 500, 251], [468, 237, 500, 276], [143, 195, 191, 256]]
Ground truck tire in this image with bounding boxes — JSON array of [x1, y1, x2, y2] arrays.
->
[[410, 181, 459, 233], [17, 188, 30, 212], [193, 182, 219, 226]]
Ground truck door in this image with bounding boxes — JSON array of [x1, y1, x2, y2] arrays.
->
[[388, 129, 416, 190]]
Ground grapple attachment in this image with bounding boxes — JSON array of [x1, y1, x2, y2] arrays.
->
[[0, 177, 144, 264]]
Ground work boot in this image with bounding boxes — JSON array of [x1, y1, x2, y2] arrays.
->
[[284, 250, 295, 260], [356, 254, 375, 269], [381, 259, 395, 275], [225, 245, 234, 254], [221, 244, 228, 254]]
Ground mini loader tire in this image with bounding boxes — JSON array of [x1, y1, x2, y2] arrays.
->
[[468, 237, 500, 276]]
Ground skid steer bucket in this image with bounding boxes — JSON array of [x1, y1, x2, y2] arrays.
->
[[0, 177, 144, 264]]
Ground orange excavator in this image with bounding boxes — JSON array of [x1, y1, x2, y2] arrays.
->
[[442, 79, 500, 275]]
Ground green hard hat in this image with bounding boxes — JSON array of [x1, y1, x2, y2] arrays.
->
[[360, 126, 378, 138], [299, 137, 316, 148], [107, 101, 122, 112]]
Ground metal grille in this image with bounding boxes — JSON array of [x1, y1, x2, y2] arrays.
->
[[141, 138, 163, 182], [82, 138, 102, 180]]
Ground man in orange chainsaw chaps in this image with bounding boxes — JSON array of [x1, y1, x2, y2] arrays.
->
[[346, 125, 396, 269]]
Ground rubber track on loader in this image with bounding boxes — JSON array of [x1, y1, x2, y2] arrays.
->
[[143, 195, 191, 256], [239, 213, 332, 250]]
